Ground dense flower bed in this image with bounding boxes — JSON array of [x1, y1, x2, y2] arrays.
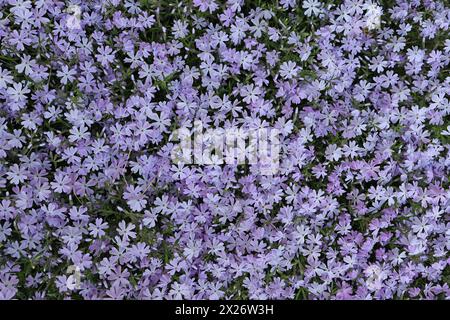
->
[[0, 0, 449, 300]]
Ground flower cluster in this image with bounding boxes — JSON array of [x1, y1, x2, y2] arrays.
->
[[0, 0, 449, 300]]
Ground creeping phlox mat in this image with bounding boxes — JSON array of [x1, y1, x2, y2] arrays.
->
[[0, 0, 449, 300]]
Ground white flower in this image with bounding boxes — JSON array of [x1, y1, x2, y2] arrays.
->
[[442, 125, 450, 136], [66, 265, 81, 290], [279, 61, 299, 80], [66, 5, 82, 30], [172, 20, 188, 39], [364, 265, 386, 291], [6, 82, 30, 102], [303, 0, 322, 17], [364, 3, 383, 30], [0, 67, 13, 89]]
